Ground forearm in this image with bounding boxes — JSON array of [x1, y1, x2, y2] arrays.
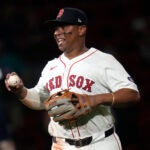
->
[[17, 87, 45, 110], [5, 72, 46, 110], [93, 88, 140, 107]]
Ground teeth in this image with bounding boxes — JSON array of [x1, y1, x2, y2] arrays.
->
[[58, 41, 62, 45], [58, 39, 64, 45]]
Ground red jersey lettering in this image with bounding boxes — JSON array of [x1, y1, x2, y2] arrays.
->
[[82, 79, 95, 92], [76, 76, 84, 88]]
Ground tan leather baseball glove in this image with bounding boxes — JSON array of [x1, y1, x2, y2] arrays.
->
[[44, 90, 93, 122]]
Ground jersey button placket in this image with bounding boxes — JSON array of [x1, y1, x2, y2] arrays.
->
[[63, 63, 71, 90]]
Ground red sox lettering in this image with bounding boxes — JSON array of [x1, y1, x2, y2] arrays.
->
[[46, 74, 95, 93]]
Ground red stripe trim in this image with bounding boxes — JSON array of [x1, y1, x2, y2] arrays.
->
[[59, 56, 66, 88], [59, 49, 97, 89], [113, 133, 121, 150], [59, 55, 66, 68], [67, 49, 97, 89]]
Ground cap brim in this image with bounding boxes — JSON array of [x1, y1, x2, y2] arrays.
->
[[44, 19, 72, 28]]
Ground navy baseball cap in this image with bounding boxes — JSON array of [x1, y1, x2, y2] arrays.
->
[[46, 7, 88, 27]]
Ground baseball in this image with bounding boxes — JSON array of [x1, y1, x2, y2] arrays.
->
[[7, 75, 20, 87]]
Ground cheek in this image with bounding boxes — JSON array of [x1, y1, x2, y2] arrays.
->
[[67, 36, 76, 44]]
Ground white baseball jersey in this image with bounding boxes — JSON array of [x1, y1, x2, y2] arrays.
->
[[34, 47, 138, 139]]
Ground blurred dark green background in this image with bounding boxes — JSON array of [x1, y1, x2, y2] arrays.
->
[[0, 0, 149, 150]]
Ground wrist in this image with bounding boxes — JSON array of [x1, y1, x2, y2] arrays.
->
[[16, 87, 27, 100], [94, 93, 115, 106], [110, 93, 115, 106]]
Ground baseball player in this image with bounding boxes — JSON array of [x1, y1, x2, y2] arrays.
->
[[5, 7, 140, 150]]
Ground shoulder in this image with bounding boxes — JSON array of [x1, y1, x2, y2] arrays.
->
[[46, 58, 59, 66], [41, 58, 59, 74], [90, 47, 117, 64]]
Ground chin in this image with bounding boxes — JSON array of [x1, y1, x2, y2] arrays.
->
[[58, 46, 65, 52], [59, 48, 64, 52]]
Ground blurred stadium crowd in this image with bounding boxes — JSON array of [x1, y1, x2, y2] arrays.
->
[[0, 0, 149, 150]]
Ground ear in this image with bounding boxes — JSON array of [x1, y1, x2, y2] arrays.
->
[[78, 25, 87, 36]]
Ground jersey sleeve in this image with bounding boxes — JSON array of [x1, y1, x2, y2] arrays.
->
[[34, 62, 50, 101], [104, 54, 139, 92]]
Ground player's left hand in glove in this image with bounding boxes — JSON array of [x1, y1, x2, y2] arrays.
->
[[44, 90, 96, 122]]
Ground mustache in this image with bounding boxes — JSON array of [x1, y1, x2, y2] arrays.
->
[[63, 32, 72, 35]]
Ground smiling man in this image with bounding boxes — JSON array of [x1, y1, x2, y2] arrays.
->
[[5, 7, 140, 150]]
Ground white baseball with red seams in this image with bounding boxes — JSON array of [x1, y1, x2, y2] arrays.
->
[[7, 75, 20, 87], [34, 47, 138, 149]]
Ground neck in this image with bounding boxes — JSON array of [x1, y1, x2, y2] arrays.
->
[[64, 47, 88, 59]]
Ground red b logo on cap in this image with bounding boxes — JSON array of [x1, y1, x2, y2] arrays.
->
[[57, 9, 64, 18]]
